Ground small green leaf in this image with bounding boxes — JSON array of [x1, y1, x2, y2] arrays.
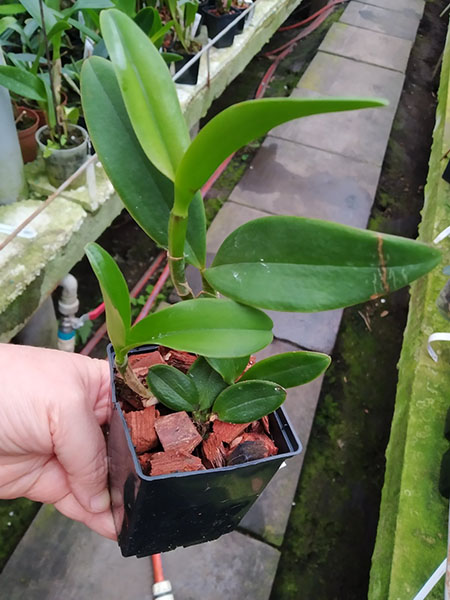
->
[[204, 216, 441, 311], [85, 243, 131, 363], [127, 299, 273, 357], [0, 4, 26, 15], [147, 364, 199, 411], [0, 65, 46, 102], [100, 9, 190, 181], [213, 380, 286, 423], [173, 97, 388, 216], [240, 352, 330, 388], [19, 0, 57, 30], [188, 357, 228, 411], [205, 356, 250, 385]]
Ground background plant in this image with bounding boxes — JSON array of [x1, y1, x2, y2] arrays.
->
[[81, 9, 441, 423]]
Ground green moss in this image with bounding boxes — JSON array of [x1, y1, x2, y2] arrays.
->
[[0, 499, 40, 573]]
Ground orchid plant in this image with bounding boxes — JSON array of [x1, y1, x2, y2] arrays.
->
[[81, 9, 440, 425]]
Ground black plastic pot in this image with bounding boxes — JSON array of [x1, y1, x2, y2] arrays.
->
[[174, 51, 200, 85], [203, 9, 239, 48], [107, 344, 302, 557]]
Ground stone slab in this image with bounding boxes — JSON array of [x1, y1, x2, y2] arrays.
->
[[230, 136, 378, 225], [271, 86, 400, 167], [0, 505, 152, 600], [319, 22, 413, 73], [162, 531, 280, 600], [240, 340, 325, 544], [359, 0, 424, 19], [340, 1, 421, 41], [298, 51, 405, 104], [268, 308, 343, 354]]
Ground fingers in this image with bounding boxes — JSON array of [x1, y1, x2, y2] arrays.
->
[[51, 397, 111, 515], [54, 492, 117, 540]]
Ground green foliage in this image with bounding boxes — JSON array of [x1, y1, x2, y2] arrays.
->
[[80, 10, 441, 425]]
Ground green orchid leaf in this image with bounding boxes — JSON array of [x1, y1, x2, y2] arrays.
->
[[173, 97, 388, 216], [188, 357, 228, 411], [162, 51, 183, 64], [85, 242, 131, 364], [205, 356, 250, 385], [127, 299, 273, 357], [112, 0, 136, 17], [240, 351, 330, 388], [67, 16, 101, 42], [100, 9, 190, 181], [204, 216, 441, 312], [0, 4, 26, 15], [0, 65, 46, 102], [147, 364, 199, 411], [134, 6, 158, 35], [19, 0, 57, 30], [66, 0, 114, 15], [81, 56, 206, 268], [213, 380, 286, 423]]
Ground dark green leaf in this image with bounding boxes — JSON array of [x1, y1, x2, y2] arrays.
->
[[213, 380, 286, 423], [134, 6, 158, 35], [0, 4, 26, 15], [100, 9, 190, 181], [85, 242, 130, 363], [0, 65, 46, 101], [204, 216, 441, 311], [127, 299, 273, 357], [188, 357, 228, 410], [205, 356, 250, 385], [240, 351, 330, 388], [112, 0, 136, 16], [80, 56, 205, 268], [147, 364, 199, 411], [173, 97, 388, 216]]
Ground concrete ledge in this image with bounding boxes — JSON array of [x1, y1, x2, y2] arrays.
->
[[369, 21, 450, 600]]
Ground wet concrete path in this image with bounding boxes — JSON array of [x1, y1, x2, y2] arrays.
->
[[0, 1, 425, 598]]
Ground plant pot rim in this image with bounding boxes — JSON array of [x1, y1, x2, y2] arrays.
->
[[16, 106, 40, 131], [35, 123, 88, 150], [107, 343, 302, 481]]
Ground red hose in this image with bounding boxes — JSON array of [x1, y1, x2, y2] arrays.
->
[[278, 0, 347, 32], [134, 263, 171, 323], [151, 553, 165, 583]]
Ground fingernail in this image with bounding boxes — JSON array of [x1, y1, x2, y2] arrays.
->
[[90, 489, 111, 513]]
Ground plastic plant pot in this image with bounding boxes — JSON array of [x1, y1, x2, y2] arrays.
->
[[107, 344, 302, 557], [203, 9, 239, 48], [174, 52, 200, 85], [36, 124, 89, 188]]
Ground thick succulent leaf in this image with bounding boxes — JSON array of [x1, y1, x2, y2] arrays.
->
[[100, 9, 190, 181], [80, 57, 205, 268], [173, 97, 388, 216], [147, 364, 199, 411], [204, 216, 441, 312], [188, 357, 228, 411], [213, 380, 286, 423], [85, 243, 131, 363], [205, 356, 250, 385], [240, 351, 330, 388], [0, 65, 46, 101], [127, 299, 273, 357]]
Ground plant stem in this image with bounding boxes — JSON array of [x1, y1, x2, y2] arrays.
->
[[116, 359, 158, 408], [38, 0, 61, 140], [168, 211, 194, 299]]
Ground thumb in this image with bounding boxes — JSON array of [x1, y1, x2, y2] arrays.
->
[[53, 400, 110, 514]]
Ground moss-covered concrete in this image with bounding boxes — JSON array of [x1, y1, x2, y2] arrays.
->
[[368, 21, 450, 600]]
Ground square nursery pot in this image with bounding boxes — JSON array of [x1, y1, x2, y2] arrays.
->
[[107, 345, 302, 557]]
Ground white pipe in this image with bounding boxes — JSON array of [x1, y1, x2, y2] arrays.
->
[[0, 48, 27, 205], [57, 274, 80, 353]]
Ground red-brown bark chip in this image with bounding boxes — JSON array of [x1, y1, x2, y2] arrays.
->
[[129, 351, 165, 377], [212, 420, 250, 445], [138, 452, 152, 475], [229, 432, 278, 456], [155, 411, 202, 454], [160, 348, 197, 373], [124, 406, 158, 454], [150, 451, 205, 476], [202, 433, 226, 469]]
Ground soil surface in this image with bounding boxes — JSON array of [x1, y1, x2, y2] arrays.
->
[[271, 1, 449, 598]]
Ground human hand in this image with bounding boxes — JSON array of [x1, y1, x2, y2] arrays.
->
[[0, 343, 115, 540]]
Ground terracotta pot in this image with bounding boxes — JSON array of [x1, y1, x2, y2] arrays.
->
[[16, 107, 39, 163], [107, 344, 302, 557]]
